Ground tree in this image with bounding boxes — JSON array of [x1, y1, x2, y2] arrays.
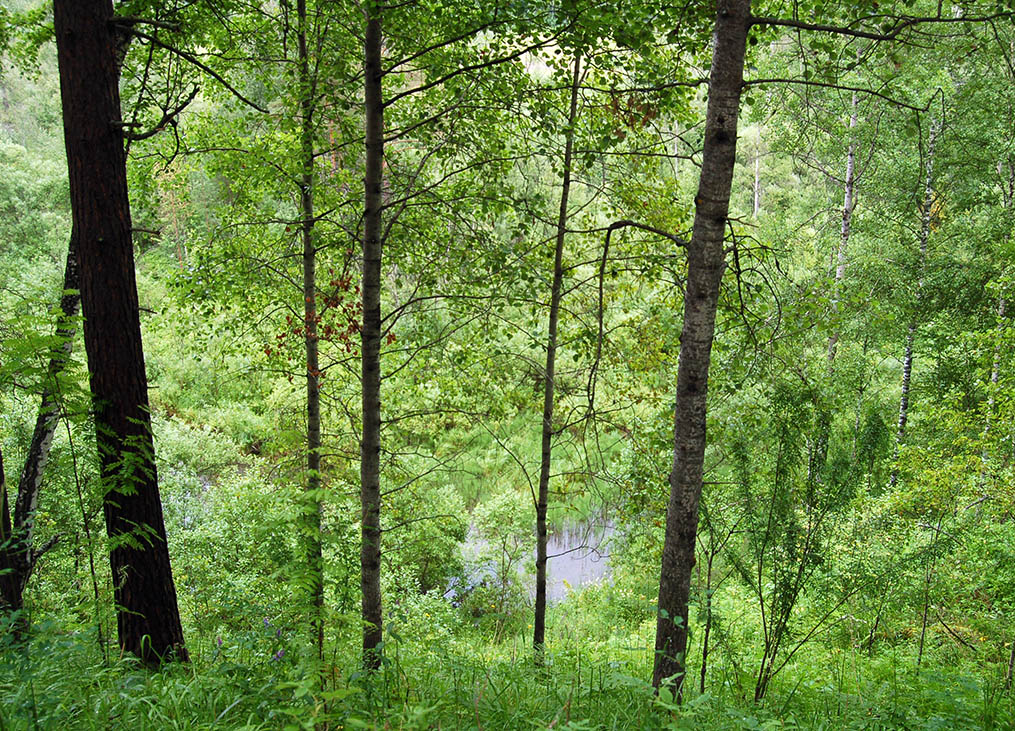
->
[[890, 113, 940, 487], [53, 0, 186, 663], [360, 3, 384, 671], [653, 0, 751, 696], [0, 237, 78, 629], [532, 51, 581, 662]]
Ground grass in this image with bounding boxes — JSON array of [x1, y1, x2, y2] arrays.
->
[[4, 599, 1014, 730]]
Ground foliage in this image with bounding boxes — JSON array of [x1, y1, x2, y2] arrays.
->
[[5, 0, 1015, 726]]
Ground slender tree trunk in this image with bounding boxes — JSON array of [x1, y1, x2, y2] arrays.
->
[[699, 550, 715, 694], [0, 447, 14, 615], [752, 153, 761, 217], [360, 7, 384, 671], [890, 119, 938, 488], [296, 0, 325, 664], [827, 93, 858, 365], [975, 294, 1005, 490], [916, 515, 941, 671], [0, 237, 80, 621], [1005, 637, 1015, 692], [653, 0, 750, 698], [54, 0, 186, 663], [533, 52, 581, 662]]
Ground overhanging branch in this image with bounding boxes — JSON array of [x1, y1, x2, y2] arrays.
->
[[744, 78, 931, 112], [750, 10, 1015, 41]]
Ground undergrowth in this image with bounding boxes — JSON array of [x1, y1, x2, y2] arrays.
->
[[2, 612, 1012, 730]]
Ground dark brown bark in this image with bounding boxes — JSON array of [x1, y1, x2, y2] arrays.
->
[[653, 0, 750, 697], [54, 0, 186, 664], [0, 237, 80, 620], [297, 0, 325, 663], [533, 52, 581, 661], [699, 551, 714, 694], [360, 7, 384, 671], [0, 447, 16, 616]]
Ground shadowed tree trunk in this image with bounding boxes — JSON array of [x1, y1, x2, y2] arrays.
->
[[360, 5, 384, 672], [653, 0, 750, 699], [533, 51, 581, 663], [0, 448, 13, 618], [0, 236, 79, 624], [54, 0, 186, 664]]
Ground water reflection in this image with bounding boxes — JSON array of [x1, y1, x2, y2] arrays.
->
[[446, 517, 614, 604]]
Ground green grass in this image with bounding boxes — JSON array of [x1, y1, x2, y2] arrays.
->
[[4, 602, 1014, 730]]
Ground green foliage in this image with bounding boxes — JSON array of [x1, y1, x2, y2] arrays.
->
[[8, 0, 1015, 727]]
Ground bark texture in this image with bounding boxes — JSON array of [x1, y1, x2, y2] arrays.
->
[[0, 448, 13, 615], [533, 52, 581, 660], [360, 7, 384, 671], [653, 0, 750, 696], [0, 238, 80, 618], [54, 0, 186, 663], [297, 0, 325, 662]]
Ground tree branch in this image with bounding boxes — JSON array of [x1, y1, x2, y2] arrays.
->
[[129, 29, 268, 113], [744, 78, 931, 112], [750, 11, 1015, 41], [119, 85, 200, 141]]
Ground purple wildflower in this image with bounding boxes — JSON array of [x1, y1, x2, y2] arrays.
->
[[272, 649, 285, 661]]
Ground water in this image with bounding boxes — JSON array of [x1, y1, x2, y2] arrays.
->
[[447, 517, 614, 604], [544, 519, 613, 600]]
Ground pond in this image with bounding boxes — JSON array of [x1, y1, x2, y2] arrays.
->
[[448, 516, 615, 604]]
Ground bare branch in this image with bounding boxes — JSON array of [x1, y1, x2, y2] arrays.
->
[[750, 10, 1015, 41], [745, 77, 933, 112], [120, 85, 200, 141]]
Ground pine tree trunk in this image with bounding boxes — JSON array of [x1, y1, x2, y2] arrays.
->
[[533, 52, 581, 662], [653, 0, 750, 697], [360, 7, 384, 671], [54, 0, 186, 663], [296, 0, 325, 663]]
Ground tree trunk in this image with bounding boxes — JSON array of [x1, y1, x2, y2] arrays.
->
[[0, 447, 14, 615], [890, 119, 938, 488], [533, 52, 581, 662], [296, 0, 325, 664], [653, 0, 750, 697], [827, 93, 858, 365], [54, 0, 186, 663], [360, 6, 384, 671], [699, 550, 715, 694], [752, 153, 761, 217], [0, 237, 80, 621]]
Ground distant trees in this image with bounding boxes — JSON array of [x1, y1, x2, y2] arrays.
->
[[652, 0, 1015, 700], [3, 0, 1012, 701]]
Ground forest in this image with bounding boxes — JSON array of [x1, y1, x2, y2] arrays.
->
[[2, 0, 1015, 728]]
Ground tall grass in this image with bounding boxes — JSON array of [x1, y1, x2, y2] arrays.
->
[[4, 603, 1013, 730]]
